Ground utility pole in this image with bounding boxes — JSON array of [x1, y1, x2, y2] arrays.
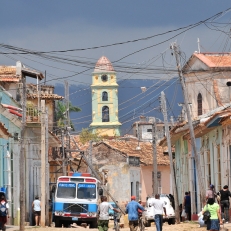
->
[[45, 107, 49, 226], [61, 130, 67, 176], [40, 100, 46, 227], [65, 81, 71, 175], [88, 140, 93, 174], [160, 91, 180, 223], [151, 118, 158, 195], [20, 73, 26, 231], [171, 42, 205, 209]]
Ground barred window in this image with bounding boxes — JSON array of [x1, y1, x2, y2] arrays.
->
[[198, 93, 202, 116]]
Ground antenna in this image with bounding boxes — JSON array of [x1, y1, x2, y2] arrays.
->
[[197, 38, 200, 53]]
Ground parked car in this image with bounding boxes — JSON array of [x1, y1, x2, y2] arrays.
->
[[143, 194, 175, 226]]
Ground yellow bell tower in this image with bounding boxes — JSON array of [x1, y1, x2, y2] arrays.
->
[[90, 56, 121, 136]]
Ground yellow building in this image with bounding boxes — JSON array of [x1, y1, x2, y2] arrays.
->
[[90, 56, 121, 136]]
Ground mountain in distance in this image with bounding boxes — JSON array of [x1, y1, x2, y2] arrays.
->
[[54, 78, 183, 135]]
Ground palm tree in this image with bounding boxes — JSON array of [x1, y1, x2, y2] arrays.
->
[[56, 101, 81, 130]]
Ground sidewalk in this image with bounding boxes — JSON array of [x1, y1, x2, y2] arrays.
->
[[6, 225, 31, 231]]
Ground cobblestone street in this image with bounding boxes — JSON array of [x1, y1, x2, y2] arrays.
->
[[6, 221, 231, 231]]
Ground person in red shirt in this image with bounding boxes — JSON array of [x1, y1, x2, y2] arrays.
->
[[138, 200, 143, 216], [0, 195, 9, 231]]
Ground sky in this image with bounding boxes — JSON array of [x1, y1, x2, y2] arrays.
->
[[1, 1, 231, 133], [1, 1, 231, 84]]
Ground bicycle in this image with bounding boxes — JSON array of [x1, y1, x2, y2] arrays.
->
[[138, 213, 145, 231], [113, 212, 121, 231]]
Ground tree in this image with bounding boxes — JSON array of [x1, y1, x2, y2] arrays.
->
[[56, 101, 81, 130], [79, 128, 102, 144]]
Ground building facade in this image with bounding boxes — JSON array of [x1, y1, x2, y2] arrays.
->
[[160, 52, 231, 218]]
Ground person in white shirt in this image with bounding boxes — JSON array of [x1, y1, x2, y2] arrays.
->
[[32, 196, 41, 226], [97, 196, 119, 231], [149, 194, 167, 231]]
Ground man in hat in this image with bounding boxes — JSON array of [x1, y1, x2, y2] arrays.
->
[[126, 196, 144, 231]]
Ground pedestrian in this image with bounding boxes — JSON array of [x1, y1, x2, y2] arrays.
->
[[202, 198, 222, 231], [126, 196, 144, 231], [97, 196, 119, 231], [168, 194, 175, 210], [0, 195, 9, 231], [32, 195, 41, 226], [113, 201, 120, 230], [179, 204, 183, 222], [149, 194, 167, 231], [217, 185, 231, 223], [206, 184, 217, 202], [183, 192, 191, 221]]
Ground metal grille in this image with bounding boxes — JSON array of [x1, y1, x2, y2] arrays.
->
[[63, 203, 88, 214]]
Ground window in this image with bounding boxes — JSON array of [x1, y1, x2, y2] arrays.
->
[[102, 106, 109, 122], [136, 182, 139, 199], [207, 151, 211, 185], [197, 93, 202, 116], [102, 91, 108, 101], [131, 182, 133, 196], [57, 183, 76, 199], [77, 183, 96, 199], [217, 145, 221, 189]]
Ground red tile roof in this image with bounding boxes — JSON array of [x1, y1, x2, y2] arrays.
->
[[193, 53, 231, 68], [27, 93, 64, 99], [0, 122, 12, 138], [70, 136, 170, 166], [94, 56, 114, 72], [0, 66, 19, 82]]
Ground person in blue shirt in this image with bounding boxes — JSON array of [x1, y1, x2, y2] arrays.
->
[[183, 192, 191, 221], [126, 196, 144, 231]]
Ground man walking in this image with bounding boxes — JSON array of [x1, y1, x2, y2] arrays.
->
[[183, 192, 191, 221], [218, 185, 231, 223], [98, 196, 119, 231], [149, 194, 167, 231], [126, 196, 144, 231]]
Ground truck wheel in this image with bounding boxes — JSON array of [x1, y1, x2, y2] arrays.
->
[[90, 220, 98, 228], [144, 220, 151, 227], [54, 218, 62, 227]]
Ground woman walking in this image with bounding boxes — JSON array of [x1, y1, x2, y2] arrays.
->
[[202, 198, 223, 231]]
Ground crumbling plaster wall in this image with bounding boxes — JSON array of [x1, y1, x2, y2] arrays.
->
[[92, 143, 136, 205]]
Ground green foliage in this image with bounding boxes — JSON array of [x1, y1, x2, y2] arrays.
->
[[56, 101, 81, 130], [79, 128, 102, 144]]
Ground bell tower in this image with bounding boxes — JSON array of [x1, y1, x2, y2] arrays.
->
[[90, 56, 121, 136]]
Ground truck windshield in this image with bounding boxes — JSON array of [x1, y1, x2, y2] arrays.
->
[[77, 183, 96, 199], [57, 183, 76, 199]]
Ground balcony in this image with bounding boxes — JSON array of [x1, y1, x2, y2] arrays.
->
[[26, 106, 40, 123]]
